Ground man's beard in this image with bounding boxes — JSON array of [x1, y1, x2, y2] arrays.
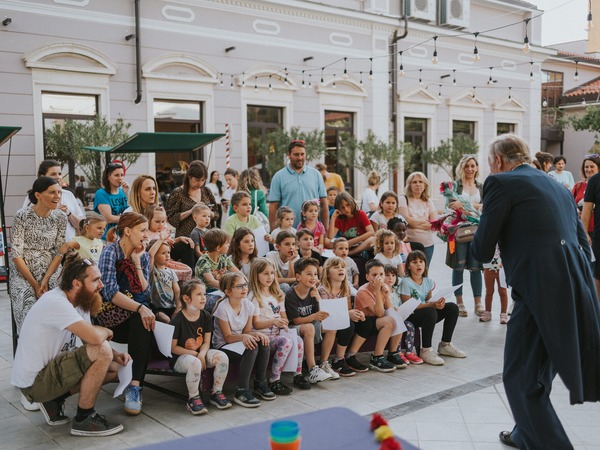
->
[[74, 286, 102, 317]]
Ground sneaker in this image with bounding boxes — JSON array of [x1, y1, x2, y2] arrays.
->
[[40, 398, 70, 426], [234, 388, 261, 408], [123, 385, 142, 416], [308, 365, 333, 384], [70, 413, 123, 437], [253, 380, 276, 401], [420, 347, 444, 366], [345, 355, 369, 373], [479, 311, 491, 322], [500, 313, 509, 324], [209, 391, 232, 409], [399, 353, 410, 365], [369, 354, 396, 373], [319, 360, 340, 380], [331, 358, 356, 377], [386, 352, 407, 369], [186, 395, 208, 415], [405, 352, 423, 365], [438, 342, 467, 358], [293, 374, 312, 390], [20, 393, 40, 411], [269, 380, 293, 396]]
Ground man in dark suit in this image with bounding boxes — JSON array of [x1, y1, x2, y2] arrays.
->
[[472, 134, 600, 449]]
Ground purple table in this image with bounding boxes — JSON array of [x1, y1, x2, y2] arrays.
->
[[137, 406, 419, 449]]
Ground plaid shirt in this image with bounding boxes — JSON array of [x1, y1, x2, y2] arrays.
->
[[99, 242, 151, 305]]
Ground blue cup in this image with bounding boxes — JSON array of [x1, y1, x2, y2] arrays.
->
[[270, 420, 300, 444]]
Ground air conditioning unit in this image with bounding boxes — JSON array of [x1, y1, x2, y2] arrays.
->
[[405, 0, 436, 22], [438, 0, 470, 28]]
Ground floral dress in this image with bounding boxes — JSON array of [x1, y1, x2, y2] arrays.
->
[[9, 206, 66, 333]]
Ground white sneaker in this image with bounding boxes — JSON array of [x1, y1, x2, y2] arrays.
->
[[319, 360, 340, 380], [507, 301, 515, 315], [438, 342, 467, 358], [308, 365, 333, 384], [420, 348, 444, 366], [20, 393, 40, 411]]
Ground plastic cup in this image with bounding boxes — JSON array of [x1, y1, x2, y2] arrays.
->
[[270, 420, 301, 450]]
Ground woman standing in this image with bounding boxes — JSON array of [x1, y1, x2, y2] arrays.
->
[[361, 171, 380, 213], [94, 162, 130, 239], [398, 172, 438, 264], [446, 155, 484, 317], [98, 212, 154, 416], [228, 168, 268, 217], [126, 175, 158, 214], [165, 160, 219, 268], [10, 177, 69, 333], [573, 155, 600, 235], [221, 168, 239, 219]]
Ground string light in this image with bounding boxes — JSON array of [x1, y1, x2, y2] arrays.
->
[[452, 69, 457, 86], [508, 87, 512, 100], [343, 57, 348, 79], [542, 87, 548, 107], [284, 68, 289, 86], [588, 0, 593, 29], [529, 61, 534, 81], [432, 36, 439, 64], [308, 74, 312, 87], [369, 57, 374, 80], [574, 60, 580, 81], [522, 18, 531, 53], [419, 69, 424, 86], [473, 32, 480, 62], [332, 74, 336, 89], [321, 67, 324, 85], [230, 74, 234, 89], [254, 76, 258, 92], [488, 67, 493, 85], [388, 71, 393, 89], [241, 72, 245, 88], [220, 73, 224, 86], [438, 84, 442, 97], [359, 71, 363, 85], [302, 70, 306, 88], [399, 51, 405, 77], [269, 75, 273, 91], [472, 86, 477, 102]]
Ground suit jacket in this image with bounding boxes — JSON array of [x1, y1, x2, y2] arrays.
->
[[472, 164, 600, 404]]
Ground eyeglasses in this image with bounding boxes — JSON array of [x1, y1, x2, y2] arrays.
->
[[233, 282, 249, 290]]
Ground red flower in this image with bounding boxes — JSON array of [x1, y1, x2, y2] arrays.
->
[[380, 437, 402, 450], [370, 413, 388, 431]]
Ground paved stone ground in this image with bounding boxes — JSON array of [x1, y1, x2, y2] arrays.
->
[[1, 242, 599, 449]]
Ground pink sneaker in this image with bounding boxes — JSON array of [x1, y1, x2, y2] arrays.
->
[[404, 352, 423, 365], [399, 353, 410, 365]]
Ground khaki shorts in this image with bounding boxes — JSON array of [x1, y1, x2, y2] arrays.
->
[[22, 345, 92, 403]]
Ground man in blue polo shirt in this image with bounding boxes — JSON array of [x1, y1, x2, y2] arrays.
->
[[268, 140, 328, 230]]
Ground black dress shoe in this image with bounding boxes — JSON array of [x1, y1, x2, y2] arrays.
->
[[499, 430, 519, 448]]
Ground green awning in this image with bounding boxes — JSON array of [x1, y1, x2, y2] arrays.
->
[[83, 132, 225, 153], [0, 126, 21, 147]]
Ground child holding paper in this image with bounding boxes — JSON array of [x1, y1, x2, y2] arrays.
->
[[383, 265, 422, 365], [284, 258, 332, 384], [318, 257, 366, 377], [248, 258, 309, 394], [170, 280, 232, 414], [228, 227, 258, 278], [400, 250, 465, 366], [346, 259, 404, 372], [212, 272, 275, 407]]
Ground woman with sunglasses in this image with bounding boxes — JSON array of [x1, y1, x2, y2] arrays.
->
[[94, 162, 130, 240], [446, 154, 484, 318]]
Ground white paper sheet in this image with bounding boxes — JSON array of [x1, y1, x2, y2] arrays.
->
[[222, 341, 246, 355], [279, 328, 300, 372], [252, 225, 270, 257], [499, 267, 507, 289], [113, 359, 133, 398], [384, 307, 408, 335], [397, 298, 420, 320], [153, 321, 175, 358], [428, 284, 463, 303], [322, 249, 335, 259], [319, 297, 350, 331]]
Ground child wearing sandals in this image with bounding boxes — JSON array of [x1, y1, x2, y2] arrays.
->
[[212, 272, 275, 407], [248, 258, 309, 394], [481, 245, 509, 324], [170, 280, 232, 415], [383, 265, 423, 365]]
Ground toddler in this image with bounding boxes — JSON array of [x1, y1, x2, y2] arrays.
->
[[70, 212, 106, 263], [146, 239, 180, 323], [374, 229, 404, 276], [190, 203, 212, 258], [270, 206, 296, 241]]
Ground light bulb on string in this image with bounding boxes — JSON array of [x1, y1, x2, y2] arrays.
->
[[254, 76, 258, 92], [508, 87, 512, 100], [333, 74, 337, 89], [241, 72, 245, 88], [388, 71, 393, 89], [473, 32, 480, 62], [230, 74, 234, 89], [529, 61, 534, 82], [542, 88, 548, 107], [574, 61, 580, 81], [284, 68, 289, 86], [588, 1, 593, 30], [308, 74, 312, 87], [472, 86, 477, 102], [419, 69, 424, 86], [488, 67, 493, 85], [452, 69, 457, 86], [369, 57, 374, 80], [343, 57, 348, 79], [438, 84, 442, 97], [219, 73, 224, 86], [321, 67, 325, 85], [432, 36, 439, 64], [523, 18, 531, 53], [359, 71, 363, 85], [301, 70, 306, 88], [268, 75, 273, 91], [399, 51, 405, 77]]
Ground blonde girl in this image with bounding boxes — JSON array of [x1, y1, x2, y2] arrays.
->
[[370, 191, 406, 231], [171, 280, 232, 414], [297, 200, 325, 252], [249, 258, 307, 395], [228, 227, 258, 278], [212, 272, 274, 407], [373, 229, 404, 276], [318, 256, 366, 377], [71, 212, 107, 263], [270, 206, 296, 241]]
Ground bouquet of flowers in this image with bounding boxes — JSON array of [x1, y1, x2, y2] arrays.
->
[[430, 181, 480, 249]]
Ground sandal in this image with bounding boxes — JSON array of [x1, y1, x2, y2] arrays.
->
[[479, 311, 491, 322], [500, 313, 509, 324], [474, 304, 484, 317], [458, 303, 468, 317]]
